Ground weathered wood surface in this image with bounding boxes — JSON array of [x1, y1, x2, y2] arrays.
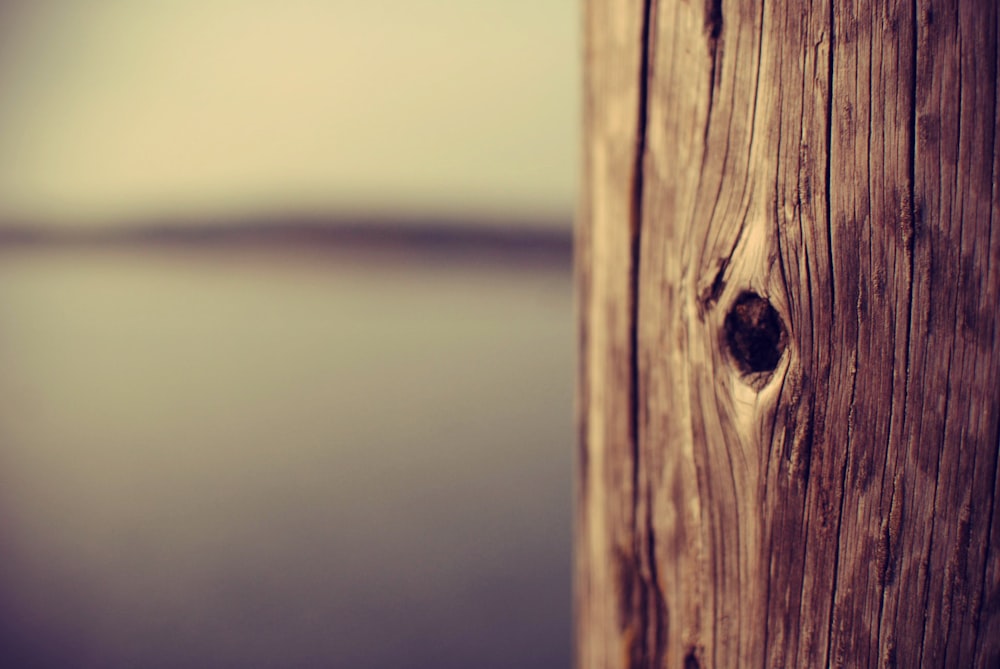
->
[[576, 0, 1000, 666]]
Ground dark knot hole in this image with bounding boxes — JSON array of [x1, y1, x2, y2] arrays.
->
[[723, 291, 787, 376]]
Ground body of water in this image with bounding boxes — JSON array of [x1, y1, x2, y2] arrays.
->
[[0, 243, 573, 668]]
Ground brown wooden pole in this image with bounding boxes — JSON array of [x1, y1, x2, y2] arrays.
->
[[576, 0, 1000, 666]]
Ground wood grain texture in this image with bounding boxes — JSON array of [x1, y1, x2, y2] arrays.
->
[[576, 0, 1000, 666]]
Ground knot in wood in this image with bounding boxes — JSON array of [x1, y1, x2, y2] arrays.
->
[[723, 291, 787, 377]]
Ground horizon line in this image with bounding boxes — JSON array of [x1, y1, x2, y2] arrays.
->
[[0, 213, 574, 267]]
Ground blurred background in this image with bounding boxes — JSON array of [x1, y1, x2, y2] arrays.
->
[[0, 2, 577, 667]]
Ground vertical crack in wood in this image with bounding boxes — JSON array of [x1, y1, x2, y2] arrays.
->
[[874, 5, 908, 653], [821, 1, 844, 666], [922, 9, 967, 663], [874, 1, 920, 657], [629, 0, 668, 666], [911, 2, 936, 665], [762, 35, 792, 659], [703, 0, 724, 153], [645, 483, 668, 667]]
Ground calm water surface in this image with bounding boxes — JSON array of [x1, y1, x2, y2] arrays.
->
[[0, 245, 572, 668]]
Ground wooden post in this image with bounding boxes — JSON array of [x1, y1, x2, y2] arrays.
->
[[576, 0, 1000, 666]]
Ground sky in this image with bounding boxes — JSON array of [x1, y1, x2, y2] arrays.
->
[[0, 1, 579, 228]]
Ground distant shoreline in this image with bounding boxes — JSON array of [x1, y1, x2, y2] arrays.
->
[[0, 215, 574, 269]]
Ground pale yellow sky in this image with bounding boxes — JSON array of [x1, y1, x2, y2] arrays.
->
[[0, 1, 579, 228]]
